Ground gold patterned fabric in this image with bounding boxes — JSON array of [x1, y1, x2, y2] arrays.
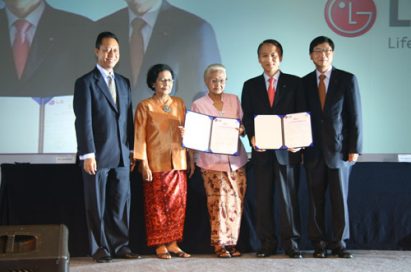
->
[[133, 96, 187, 171], [200, 167, 247, 246]]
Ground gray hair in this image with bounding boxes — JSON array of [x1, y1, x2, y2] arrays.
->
[[203, 63, 226, 82]]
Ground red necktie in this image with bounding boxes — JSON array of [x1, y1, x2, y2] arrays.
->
[[130, 18, 146, 86], [13, 19, 31, 79], [268, 77, 276, 107], [318, 74, 326, 110]]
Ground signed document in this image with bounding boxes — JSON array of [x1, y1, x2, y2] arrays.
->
[[183, 110, 240, 155], [254, 112, 312, 149]]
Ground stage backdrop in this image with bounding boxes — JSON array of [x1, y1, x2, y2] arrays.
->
[[0, 0, 410, 164]]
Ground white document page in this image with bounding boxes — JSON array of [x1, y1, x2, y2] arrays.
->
[[183, 111, 212, 152], [254, 115, 283, 149], [43, 96, 77, 153], [0, 97, 40, 153], [283, 112, 313, 148], [209, 117, 240, 155]]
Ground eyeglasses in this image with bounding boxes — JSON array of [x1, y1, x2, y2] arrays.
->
[[158, 78, 173, 84], [210, 79, 226, 85], [312, 48, 333, 54]]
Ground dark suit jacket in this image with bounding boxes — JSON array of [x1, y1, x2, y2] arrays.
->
[[302, 67, 363, 169], [0, 4, 94, 97], [96, 1, 221, 106], [241, 72, 305, 166], [73, 67, 134, 169]]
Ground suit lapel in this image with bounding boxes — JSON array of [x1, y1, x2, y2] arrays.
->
[[114, 74, 127, 113], [274, 73, 286, 110], [0, 11, 18, 81], [324, 68, 338, 111], [22, 5, 55, 81], [256, 74, 272, 111]]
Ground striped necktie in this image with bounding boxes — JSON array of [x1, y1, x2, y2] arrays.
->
[[108, 73, 117, 104]]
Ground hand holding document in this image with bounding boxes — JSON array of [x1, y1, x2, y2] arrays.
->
[[183, 110, 240, 155], [254, 112, 312, 150]]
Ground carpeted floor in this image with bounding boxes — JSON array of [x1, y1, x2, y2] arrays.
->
[[70, 250, 411, 272]]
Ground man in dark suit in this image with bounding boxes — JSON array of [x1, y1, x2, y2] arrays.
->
[[241, 39, 305, 258], [302, 36, 363, 259], [96, 0, 221, 106], [0, 0, 94, 97], [73, 32, 140, 263]]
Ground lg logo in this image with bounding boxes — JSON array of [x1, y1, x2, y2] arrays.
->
[[325, 0, 411, 38], [325, 0, 377, 37]]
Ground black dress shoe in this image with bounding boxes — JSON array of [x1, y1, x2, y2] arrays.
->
[[93, 248, 112, 263], [286, 249, 303, 259], [313, 248, 327, 258], [256, 249, 274, 258], [116, 246, 142, 259], [116, 252, 142, 259], [95, 255, 113, 263], [332, 248, 353, 258]]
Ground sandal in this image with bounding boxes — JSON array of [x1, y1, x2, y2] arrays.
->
[[214, 245, 231, 258], [156, 246, 171, 260], [156, 251, 171, 259], [226, 246, 241, 257], [169, 250, 191, 258]]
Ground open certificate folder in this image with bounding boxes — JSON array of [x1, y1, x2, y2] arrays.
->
[[254, 112, 313, 149], [183, 110, 240, 155]]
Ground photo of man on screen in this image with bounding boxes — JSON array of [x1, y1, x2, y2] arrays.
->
[[97, 0, 221, 106], [0, 0, 94, 97]]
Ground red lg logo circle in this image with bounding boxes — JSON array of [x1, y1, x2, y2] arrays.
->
[[325, 0, 377, 37]]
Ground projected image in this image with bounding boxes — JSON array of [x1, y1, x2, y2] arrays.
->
[[0, 0, 221, 156], [96, 0, 221, 107], [0, 0, 95, 97]]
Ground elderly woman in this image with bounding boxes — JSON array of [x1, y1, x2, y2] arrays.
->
[[133, 64, 190, 259], [189, 64, 248, 258]]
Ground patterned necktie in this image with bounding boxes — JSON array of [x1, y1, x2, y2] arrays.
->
[[130, 18, 146, 86], [318, 74, 326, 110], [13, 19, 31, 79], [268, 77, 276, 107], [108, 73, 117, 104]]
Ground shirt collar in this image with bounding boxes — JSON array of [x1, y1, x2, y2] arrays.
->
[[316, 66, 332, 79], [96, 64, 114, 79], [263, 70, 280, 82], [6, 1, 45, 29], [127, 1, 161, 29], [206, 92, 225, 103]]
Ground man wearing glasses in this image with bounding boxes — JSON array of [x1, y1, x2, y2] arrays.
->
[[302, 36, 363, 259]]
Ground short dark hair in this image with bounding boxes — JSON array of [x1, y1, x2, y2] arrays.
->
[[309, 36, 335, 53], [146, 64, 175, 91], [95, 31, 119, 49], [257, 39, 283, 57]]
